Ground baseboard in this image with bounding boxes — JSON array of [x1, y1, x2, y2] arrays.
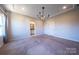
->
[[45, 34, 79, 43]]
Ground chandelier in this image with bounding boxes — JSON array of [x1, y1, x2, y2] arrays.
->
[[37, 6, 50, 21]]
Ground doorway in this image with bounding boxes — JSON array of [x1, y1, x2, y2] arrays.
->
[[30, 22, 36, 36]]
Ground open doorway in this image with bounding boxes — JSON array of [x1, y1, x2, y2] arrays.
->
[[30, 21, 36, 36]]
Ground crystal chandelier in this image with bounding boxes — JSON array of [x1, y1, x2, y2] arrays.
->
[[37, 6, 50, 21]]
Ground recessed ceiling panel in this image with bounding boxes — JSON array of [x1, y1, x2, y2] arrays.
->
[[2, 4, 74, 19]]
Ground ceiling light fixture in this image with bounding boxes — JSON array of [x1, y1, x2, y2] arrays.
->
[[62, 6, 67, 9], [22, 8, 25, 10], [37, 6, 50, 21]]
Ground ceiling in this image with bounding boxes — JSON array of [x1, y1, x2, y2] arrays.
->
[[3, 4, 74, 19]]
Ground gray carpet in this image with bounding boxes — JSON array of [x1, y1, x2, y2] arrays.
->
[[0, 35, 79, 55]]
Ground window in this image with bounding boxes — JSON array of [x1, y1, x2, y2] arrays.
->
[[0, 14, 5, 36], [0, 15, 3, 36]]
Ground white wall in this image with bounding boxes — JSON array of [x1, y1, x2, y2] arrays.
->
[[44, 20, 55, 35], [7, 12, 44, 41], [7, 9, 79, 42], [44, 9, 79, 42], [35, 20, 44, 35]]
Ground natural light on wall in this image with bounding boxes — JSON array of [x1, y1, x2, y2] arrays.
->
[[0, 14, 5, 36], [0, 15, 3, 36]]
